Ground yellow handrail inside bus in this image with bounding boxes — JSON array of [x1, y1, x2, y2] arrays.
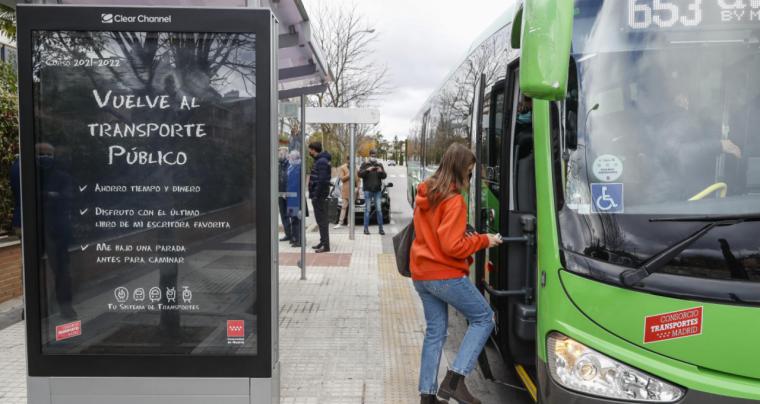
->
[[689, 182, 727, 201]]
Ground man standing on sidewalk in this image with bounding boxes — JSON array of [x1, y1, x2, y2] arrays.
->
[[359, 149, 387, 235], [308, 142, 332, 253], [278, 147, 293, 242]]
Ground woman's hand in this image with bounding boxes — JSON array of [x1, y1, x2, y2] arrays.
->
[[486, 233, 503, 248]]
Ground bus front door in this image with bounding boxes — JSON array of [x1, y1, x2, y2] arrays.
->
[[502, 66, 537, 367], [482, 66, 538, 371]]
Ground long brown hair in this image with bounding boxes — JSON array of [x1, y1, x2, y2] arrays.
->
[[425, 143, 476, 208]]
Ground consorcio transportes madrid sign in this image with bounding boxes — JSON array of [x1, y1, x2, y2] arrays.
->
[[55, 321, 82, 342], [644, 307, 703, 344]]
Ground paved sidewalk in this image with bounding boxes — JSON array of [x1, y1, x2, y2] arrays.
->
[[0, 202, 526, 403], [0, 297, 23, 332], [279, 230, 422, 403], [0, 321, 26, 404], [0, 230, 426, 404]]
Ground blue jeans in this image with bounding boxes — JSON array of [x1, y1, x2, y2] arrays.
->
[[278, 197, 292, 239], [413, 277, 495, 395], [363, 191, 384, 230]]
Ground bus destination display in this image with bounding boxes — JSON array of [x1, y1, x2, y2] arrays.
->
[[628, 0, 760, 30]]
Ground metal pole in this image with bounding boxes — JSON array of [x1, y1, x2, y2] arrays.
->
[[300, 95, 307, 280], [349, 123, 356, 240]]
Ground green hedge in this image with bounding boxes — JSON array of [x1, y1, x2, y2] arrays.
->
[[0, 61, 18, 234]]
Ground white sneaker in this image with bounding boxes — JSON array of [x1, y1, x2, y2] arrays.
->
[[333, 224, 343, 229]]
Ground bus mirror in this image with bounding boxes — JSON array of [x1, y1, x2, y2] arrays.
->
[[519, 0, 574, 101], [511, 5, 523, 49]]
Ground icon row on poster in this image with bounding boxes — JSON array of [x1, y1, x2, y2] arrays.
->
[[114, 286, 192, 304]]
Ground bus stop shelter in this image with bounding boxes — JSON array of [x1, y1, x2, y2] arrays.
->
[[12, 1, 330, 403]]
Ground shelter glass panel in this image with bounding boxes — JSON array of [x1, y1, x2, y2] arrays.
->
[[32, 30, 259, 356]]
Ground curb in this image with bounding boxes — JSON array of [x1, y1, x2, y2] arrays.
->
[[0, 297, 24, 331]]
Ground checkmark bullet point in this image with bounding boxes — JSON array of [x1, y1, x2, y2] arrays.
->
[[80, 209, 89, 215], [81, 244, 89, 251], [79, 185, 88, 192]]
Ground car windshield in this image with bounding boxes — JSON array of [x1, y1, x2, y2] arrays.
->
[[567, 0, 760, 216]]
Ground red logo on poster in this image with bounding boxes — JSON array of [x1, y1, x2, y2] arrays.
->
[[644, 307, 703, 344], [227, 320, 245, 338], [55, 321, 82, 341]]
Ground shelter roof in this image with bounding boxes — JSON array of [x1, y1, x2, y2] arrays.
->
[[7, 0, 332, 99]]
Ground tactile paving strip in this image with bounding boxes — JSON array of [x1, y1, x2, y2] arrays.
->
[[278, 252, 352, 267], [378, 253, 426, 402]]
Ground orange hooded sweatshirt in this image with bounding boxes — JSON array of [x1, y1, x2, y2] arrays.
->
[[410, 182, 490, 281]]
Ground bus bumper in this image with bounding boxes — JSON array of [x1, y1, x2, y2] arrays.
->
[[537, 360, 757, 404]]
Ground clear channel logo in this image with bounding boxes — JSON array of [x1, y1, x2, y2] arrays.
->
[[100, 12, 172, 24]]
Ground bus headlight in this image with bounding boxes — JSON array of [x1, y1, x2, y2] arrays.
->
[[547, 333, 684, 402]]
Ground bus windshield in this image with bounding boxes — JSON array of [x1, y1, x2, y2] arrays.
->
[[568, 0, 760, 216], [559, 0, 760, 288]]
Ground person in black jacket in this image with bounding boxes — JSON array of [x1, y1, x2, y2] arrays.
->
[[359, 149, 387, 235], [277, 147, 292, 242], [308, 142, 332, 253]]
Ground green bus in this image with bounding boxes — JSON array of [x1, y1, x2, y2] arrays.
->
[[406, 1, 760, 402]]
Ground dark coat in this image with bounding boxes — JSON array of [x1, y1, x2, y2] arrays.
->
[[308, 151, 332, 199], [286, 161, 301, 216], [278, 158, 288, 194], [359, 160, 387, 192]]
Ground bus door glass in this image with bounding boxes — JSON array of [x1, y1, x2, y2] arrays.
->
[[480, 79, 509, 351], [500, 65, 539, 365], [480, 81, 506, 235], [470, 75, 484, 240]]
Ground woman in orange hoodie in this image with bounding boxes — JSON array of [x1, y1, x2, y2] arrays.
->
[[411, 143, 502, 404]]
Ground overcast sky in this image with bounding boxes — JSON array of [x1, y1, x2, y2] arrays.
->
[[302, 0, 516, 140]]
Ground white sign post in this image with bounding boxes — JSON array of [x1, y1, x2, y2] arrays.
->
[[305, 107, 380, 241]]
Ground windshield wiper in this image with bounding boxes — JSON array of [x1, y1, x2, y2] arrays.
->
[[649, 213, 760, 223], [619, 214, 760, 286]]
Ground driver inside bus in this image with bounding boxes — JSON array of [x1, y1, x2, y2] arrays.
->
[[649, 92, 743, 202]]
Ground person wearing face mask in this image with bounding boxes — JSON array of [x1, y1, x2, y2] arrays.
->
[[334, 159, 353, 228], [516, 95, 532, 126], [411, 143, 502, 404], [644, 92, 743, 202], [277, 147, 293, 243], [358, 149, 387, 235], [286, 150, 303, 247], [308, 142, 332, 253]]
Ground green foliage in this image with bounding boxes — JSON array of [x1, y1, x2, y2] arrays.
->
[[308, 131, 344, 167], [0, 5, 15, 40], [0, 61, 18, 233]]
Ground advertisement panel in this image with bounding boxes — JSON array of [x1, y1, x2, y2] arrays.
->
[[18, 5, 275, 379]]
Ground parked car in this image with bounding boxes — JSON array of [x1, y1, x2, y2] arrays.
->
[[387, 161, 397, 166], [329, 181, 392, 225]]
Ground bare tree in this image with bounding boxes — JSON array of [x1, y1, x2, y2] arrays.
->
[[308, 1, 391, 158]]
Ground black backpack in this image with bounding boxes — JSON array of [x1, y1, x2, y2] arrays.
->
[[392, 221, 415, 277]]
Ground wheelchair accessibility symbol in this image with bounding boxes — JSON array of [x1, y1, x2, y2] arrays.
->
[[591, 183, 624, 213]]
